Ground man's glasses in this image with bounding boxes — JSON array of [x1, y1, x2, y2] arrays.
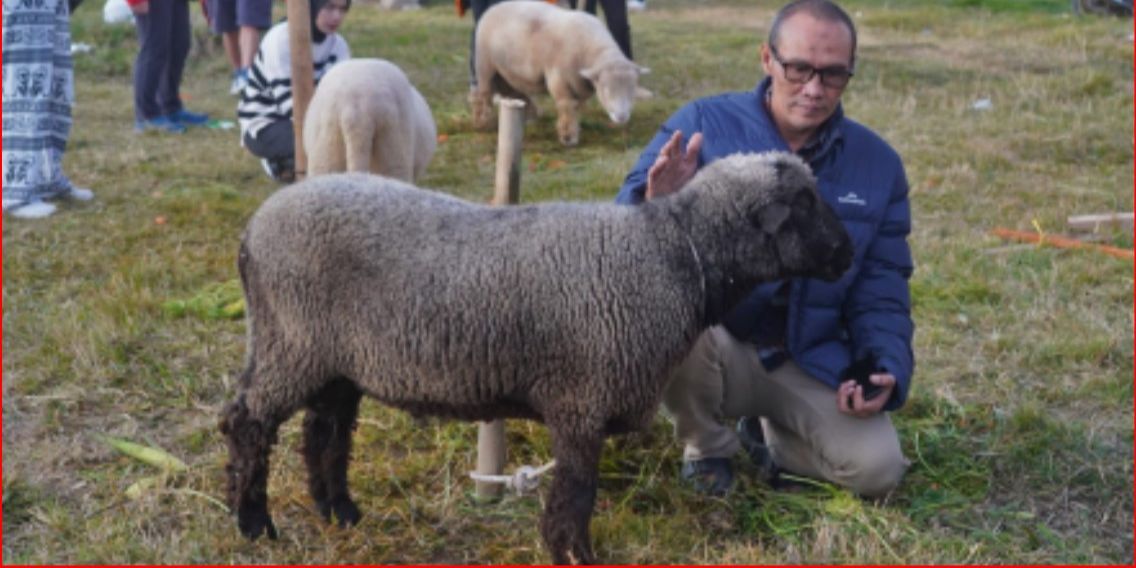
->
[[769, 45, 854, 89]]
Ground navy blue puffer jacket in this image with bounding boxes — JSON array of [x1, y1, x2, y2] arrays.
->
[[616, 78, 915, 411]]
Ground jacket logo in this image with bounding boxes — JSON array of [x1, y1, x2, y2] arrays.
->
[[837, 191, 867, 206]]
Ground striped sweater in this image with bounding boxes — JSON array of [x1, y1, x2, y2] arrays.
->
[[237, 20, 351, 141]]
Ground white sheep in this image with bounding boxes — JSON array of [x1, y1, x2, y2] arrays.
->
[[470, 0, 648, 146], [303, 58, 436, 181], [220, 152, 853, 564]]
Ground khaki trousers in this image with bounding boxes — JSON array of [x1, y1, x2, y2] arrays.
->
[[662, 326, 908, 497]]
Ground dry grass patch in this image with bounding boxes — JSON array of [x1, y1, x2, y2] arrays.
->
[[3, 0, 1131, 564]]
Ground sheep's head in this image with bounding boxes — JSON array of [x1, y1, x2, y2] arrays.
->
[[580, 61, 648, 125], [693, 152, 853, 284], [754, 159, 852, 282]]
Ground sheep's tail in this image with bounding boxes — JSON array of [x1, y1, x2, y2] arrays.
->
[[342, 111, 375, 174]]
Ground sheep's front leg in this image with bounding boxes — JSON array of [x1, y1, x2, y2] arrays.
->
[[553, 97, 581, 147], [220, 395, 281, 541], [302, 378, 363, 527], [541, 425, 604, 564]]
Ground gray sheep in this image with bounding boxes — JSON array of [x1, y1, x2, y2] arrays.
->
[[220, 151, 853, 564]]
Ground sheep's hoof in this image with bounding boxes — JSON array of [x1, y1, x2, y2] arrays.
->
[[238, 509, 278, 541], [552, 545, 595, 565], [557, 121, 580, 146], [318, 496, 361, 528]]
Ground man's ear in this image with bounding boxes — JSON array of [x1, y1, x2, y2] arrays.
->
[[759, 43, 774, 76]]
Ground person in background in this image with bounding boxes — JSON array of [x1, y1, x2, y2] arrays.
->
[[464, 0, 503, 87], [237, 0, 351, 182], [2, 0, 95, 218], [617, 0, 914, 498], [128, 0, 211, 133], [207, 0, 273, 95]]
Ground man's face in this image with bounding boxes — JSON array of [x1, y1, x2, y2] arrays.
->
[[316, 0, 350, 35], [760, 12, 854, 144]]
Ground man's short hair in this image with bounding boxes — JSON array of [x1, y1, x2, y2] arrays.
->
[[768, 0, 858, 68]]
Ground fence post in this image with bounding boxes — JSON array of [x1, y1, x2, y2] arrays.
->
[[287, 0, 315, 180], [475, 98, 526, 500], [492, 98, 526, 206]]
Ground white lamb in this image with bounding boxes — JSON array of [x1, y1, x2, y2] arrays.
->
[[470, 0, 648, 146], [303, 58, 436, 182]]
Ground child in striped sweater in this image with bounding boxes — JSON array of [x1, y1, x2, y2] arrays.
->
[[237, 0, 351, 182]]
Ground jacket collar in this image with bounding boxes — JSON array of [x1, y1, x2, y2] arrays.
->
[[754, 77, 844, 163]]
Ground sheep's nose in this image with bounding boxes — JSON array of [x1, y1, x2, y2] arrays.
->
[[609, 111, 630, 124]]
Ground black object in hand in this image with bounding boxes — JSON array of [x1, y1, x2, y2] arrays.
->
[[843, 356, 884, 402]]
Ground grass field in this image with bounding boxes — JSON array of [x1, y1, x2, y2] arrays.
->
[[2, 0, 1133, 563]]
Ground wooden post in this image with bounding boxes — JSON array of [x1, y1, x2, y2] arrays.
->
[[475, 98, 526, 501], [474, 419, 506, 499], [1067, 212, 1134, 233], [287, 0, 315, 180], [492, 98, 526, 206]]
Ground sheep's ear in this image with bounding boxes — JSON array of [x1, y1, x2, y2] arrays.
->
[[756, 201, 791, 235], [580, 66, 600, 81], [637, 66, 651, 75]]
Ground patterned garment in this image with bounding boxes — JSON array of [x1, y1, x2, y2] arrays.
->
[[2, 0, 75, 204]]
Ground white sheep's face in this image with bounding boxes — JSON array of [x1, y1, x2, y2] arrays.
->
[[582, 64, 648, 125]]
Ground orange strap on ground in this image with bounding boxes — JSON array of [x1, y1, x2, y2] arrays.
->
[[990, 228, 1135, 261]]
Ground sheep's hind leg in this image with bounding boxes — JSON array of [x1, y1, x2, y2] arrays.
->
[[469, 77, 495, 129], [541, 422, 604, 564], [220, 393, 282, 541], [301, 377, 364, 527]]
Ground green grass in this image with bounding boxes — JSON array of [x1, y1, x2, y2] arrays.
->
[[3, 0, 1132, 563]]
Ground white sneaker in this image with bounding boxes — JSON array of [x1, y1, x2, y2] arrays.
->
[[2, 198, 24, 212], [230, 70, 249, 96], [64, 187, 95, 201], [628, 0, 646, 12], [260, 158, 295, 183], [8, 200, 57, 218]]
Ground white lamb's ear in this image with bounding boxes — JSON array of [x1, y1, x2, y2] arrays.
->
[[580, 66, 600, 81], [637, 66, 650, 75]]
